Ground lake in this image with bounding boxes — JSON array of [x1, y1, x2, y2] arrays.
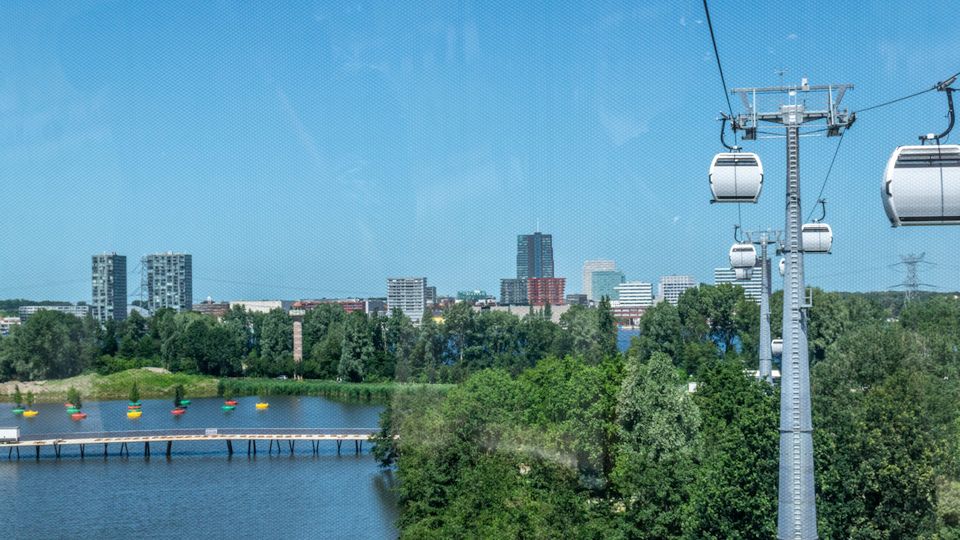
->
[[0, 396, 397, 539]]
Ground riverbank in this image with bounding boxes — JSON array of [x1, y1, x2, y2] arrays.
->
[[0, 368, 453, 403]]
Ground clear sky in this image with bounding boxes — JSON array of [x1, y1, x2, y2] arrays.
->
[[2, 0, 960, 303]]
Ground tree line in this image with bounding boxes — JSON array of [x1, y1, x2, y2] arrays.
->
[[374, 288, 960, 539], [0, 296, 624, 384]]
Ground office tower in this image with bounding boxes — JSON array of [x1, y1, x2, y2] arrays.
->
[[517, 232, 554, 279], [142, 252, 193, 313], [92, 252, 127, 322], [714, 266, 763, 303], [527, 277, 565, 306], [387, 277, 427, 323], [658, 275, 696, 305], [582, 259, 616, 301], [500, 278, 528, 305], [591, 270, 626, 301], [614, 281, 654, 308]]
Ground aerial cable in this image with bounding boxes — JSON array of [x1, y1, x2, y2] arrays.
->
[[702, 0, 737, 146], [805, 130, 845, 221], [856, 70, 959, 114]]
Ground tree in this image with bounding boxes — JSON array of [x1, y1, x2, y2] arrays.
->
[[0, 310, 93, 380], [13, 384, 23, 407], [25, 390, 34, 409], [173, 384, 185, 408], [258, 308, 292, 363], [339, 312, 374, 382], [813, 323, 957, 539], [385, 308, 416, 382], [67, 386, 81, 409], [630, 300, 682, 363], [302, 303, 346, 356], [596, 296, 618, 358], [129, 382, 140, 404], [613, 351, 700, 537], [683, 359, 778, 539]]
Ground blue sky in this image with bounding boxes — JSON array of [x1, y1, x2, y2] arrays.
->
[[2, 0, 960, 302]]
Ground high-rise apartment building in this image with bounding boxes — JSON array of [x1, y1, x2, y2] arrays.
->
[[582, 259, 616, 301], [658, 275, 696, 305], [92, 252, 127, 322], [500, 278, 528, 305], [517, 232, 554, 279], [527, 277, 565, 306], [142, 252, 193, 313], [387, 277, 427, 323], [591, 270, 626, 301], [714, 265, 763, 303], [614, 281, 654, 308]]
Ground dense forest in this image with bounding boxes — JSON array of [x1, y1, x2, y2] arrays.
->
[[373, 289, 960, 539]]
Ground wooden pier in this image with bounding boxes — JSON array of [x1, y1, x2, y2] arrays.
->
[[1, 428, 379, 460]]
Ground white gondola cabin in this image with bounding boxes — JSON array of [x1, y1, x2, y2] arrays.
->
[[801, 223, 833, 253], [734, 268, 753, 280], [779, 258, 785, 276], [771, 338, 783, 356], [883, 144, 960, 226], [709, 152, 764, 203], [729, 243, 757, 269]]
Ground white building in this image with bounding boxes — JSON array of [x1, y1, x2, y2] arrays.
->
[[0, 317, 21, 336], [229, 300, 292, 314], [18, 305, 90, 322], [387, 277, 427, 323], [615, 281, 654, 308], [714, 265, 763, 304], [657, 275, 697, 305], [582, 260, 616, 301]]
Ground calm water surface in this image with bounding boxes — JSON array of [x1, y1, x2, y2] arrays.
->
[[0, 395, 397, 539]]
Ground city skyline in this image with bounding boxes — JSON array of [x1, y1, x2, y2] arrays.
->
[[2, 2, 959, 302]]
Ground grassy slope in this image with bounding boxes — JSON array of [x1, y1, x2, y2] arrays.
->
[[1, 369, 452, 403]]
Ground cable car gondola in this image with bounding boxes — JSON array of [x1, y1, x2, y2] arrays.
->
[[771, 338, 783, 356], [883, 144, 960, 226], [801, 223, 833, 253], [734, 267, 753, 280], [779, 258, 785, 277], [710, 152, 764, 203], [883, 76, 960, 226], [802, 199, 833, 253], [729, 242, 757, 269]]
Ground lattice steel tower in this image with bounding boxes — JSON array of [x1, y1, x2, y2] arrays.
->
[[729, 81, 854, 539]]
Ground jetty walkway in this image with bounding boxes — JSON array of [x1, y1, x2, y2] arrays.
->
[[1, 428, 380, 459]]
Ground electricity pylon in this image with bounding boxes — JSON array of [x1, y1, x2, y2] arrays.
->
[[890, 253, 935, 303], [728, 80, 854, 540]]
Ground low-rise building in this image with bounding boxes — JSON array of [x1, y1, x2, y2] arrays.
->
[[0, 317, 21, 336], [18, 304, 90, 322], [193, 297, 230, 319], [229, 300, 293, 314]]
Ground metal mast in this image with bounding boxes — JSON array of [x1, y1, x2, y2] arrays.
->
[[730, 81, 854, 540], [745, 229, 781, 385]]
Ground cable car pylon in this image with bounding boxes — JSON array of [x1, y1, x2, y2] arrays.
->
[[725, 79, 854, 540], [741, 228, 782, 385]]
